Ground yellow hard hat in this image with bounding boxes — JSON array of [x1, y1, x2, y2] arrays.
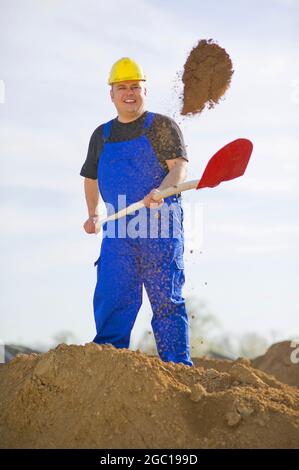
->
[[108, 57, 146, 85]]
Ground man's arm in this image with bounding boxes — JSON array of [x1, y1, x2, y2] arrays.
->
[[84, 178, 99, 216], [83, 177, 99, 234], [159, 158, 188, 190], [143, 158, 188, 208]]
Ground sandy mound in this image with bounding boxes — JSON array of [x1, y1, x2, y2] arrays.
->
[[252, 341, 299, 388], [181, 39, 233, 115], [0, 343, 299, 449], [192, 356, 233, 374]]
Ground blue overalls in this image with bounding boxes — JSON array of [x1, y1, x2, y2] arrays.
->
[[93, 112, 193, 366]]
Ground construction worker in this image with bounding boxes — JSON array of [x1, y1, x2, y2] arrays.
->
[[80, 57, 193, 366]]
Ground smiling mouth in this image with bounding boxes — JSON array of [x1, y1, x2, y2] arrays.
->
[[123, 99, 136, 103]]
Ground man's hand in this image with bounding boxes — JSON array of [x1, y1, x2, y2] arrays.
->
[[83, 216, 98, 234], [143, 188, 164, 209]]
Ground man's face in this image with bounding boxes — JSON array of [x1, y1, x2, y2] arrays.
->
[[110, 80, 147, 119]]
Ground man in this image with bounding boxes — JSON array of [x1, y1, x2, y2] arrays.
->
[[80, 57, 193, 366]]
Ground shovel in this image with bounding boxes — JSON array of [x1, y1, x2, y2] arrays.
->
[[95, 138, 253, 234]]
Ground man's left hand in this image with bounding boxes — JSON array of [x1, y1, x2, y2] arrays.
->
[[143, 188, 164, 209]]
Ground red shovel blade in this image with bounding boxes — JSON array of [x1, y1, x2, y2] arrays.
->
[[196, 138, 253, 189]]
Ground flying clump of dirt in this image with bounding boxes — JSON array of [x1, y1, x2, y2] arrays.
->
[[181, 39, 234, 116], [1, 343, 299, 449]]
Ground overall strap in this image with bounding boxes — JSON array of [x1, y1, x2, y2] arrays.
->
[[143, 112, 155, 130], [102, 120, 113, 143]]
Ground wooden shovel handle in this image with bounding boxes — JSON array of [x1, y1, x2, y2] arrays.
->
[[95, 180, 199, 233]]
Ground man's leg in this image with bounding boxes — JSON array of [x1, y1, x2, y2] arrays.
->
[[93, 239, 142, 349], [141, 237, 193, 366]]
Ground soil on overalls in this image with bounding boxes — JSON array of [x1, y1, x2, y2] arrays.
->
[[1, 342, 299, 449], [181, 39, 234, 115]]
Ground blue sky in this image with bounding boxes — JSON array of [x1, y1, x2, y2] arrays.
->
[[1, 0, 298, 350]]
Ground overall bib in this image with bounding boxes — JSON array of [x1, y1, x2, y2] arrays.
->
[[93, 112, 193, 366]]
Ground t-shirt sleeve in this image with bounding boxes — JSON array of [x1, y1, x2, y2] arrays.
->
[[147, 114, 189, 168], [80, 128, 101, 179]]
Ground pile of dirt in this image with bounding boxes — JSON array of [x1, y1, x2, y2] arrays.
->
[[181, 39, 234, 115], [192, 356, 233, 374], [1, 343, 299, 449], [252, 341, 299, 388]]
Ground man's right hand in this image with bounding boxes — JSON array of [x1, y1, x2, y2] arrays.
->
[[83, 216, 98, 234]]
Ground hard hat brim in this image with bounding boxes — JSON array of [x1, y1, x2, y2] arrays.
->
[[108, 77, 147, 85]]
